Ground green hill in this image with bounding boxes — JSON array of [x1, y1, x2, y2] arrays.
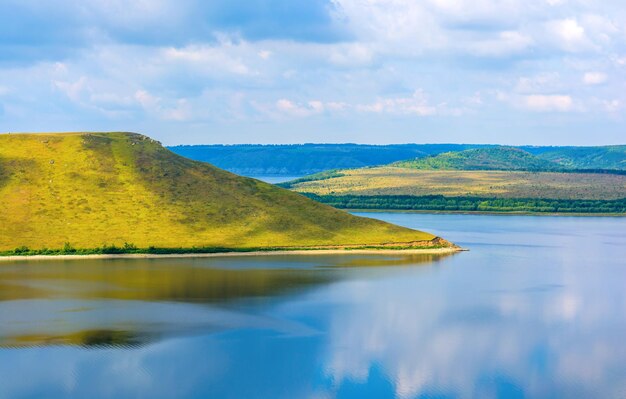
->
[[0, 132, 446, 252], [536, 146, 626, 170], [168, 143, 626, 176], [393, 147, 561, 171]]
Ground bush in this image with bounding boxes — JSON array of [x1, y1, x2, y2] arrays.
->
[[13, 246, 30, 255], [62, 242, 76, 254]]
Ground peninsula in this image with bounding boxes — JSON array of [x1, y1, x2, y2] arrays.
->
[[0, 132, 456, 257]]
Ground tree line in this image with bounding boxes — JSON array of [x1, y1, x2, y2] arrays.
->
[[303, 194, 626, 214]]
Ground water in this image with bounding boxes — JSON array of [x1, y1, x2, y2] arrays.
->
[[248, 175, 302, 184], [0, 213, 625, 398]]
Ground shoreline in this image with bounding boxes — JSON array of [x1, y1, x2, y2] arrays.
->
[[0, 247, 465, 262], [347, 209, 626, 217]]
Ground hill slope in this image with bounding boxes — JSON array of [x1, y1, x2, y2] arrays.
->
[[0, 132, 444, 251], [535, 146, 626, 170], [393, 147, 561, 171], [168, 144, 494, 175], [168, 144, 626, 176]]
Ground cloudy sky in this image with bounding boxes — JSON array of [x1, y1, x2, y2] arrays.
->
[[1, 0, 625, 145]]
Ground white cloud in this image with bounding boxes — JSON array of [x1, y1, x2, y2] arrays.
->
[[468, 31, 533, 57], [357, 90, 439, 116], [522, 94, 574, 112], [135, 89, 161, 110], [135, 89, 192, 121], [464, 92, 483, 106], [276, 99, 325, 117], [258, 50, 272, 60], [325, 101, 349, 111], [332, 0, 446, 54], [272, 98, 353, 118], [2, 0, 626, 142], [550, 19, 585, 43], [162, 99, 191, 121], [603, 99, 621, 113], [53, 77, 89, 103], [546, 18, 592, 52], [583, 72, 607, 85], [328, 43, 374, 67], [515, 73, 561, 94], [162, 44, 252, 75]]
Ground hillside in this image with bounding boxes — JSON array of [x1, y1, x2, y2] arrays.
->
[[168, 144, 493, 175], [170, 144, 626, 176], [535, 146, 626, 170], [0, 132, 445, 252], [393, 147, 562, 171]]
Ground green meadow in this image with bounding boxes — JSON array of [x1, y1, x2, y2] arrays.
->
[[282, 148, 626, 214], [0, 132, 443, 253]]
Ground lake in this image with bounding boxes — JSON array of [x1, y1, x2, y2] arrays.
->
[[249, 175, 303, 184], [0, 213, 625, 398]]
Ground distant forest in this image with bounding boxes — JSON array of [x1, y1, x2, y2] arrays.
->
[[169, 143, 489, 175], [169, 144, 626, 175], [304, 194, 626, 215]]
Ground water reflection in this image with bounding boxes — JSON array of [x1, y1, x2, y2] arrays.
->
[[0, 215, 625, 398], [0, 254, 448, 348], [321, 214, 626, 398]]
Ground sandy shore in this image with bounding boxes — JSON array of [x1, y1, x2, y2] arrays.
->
[[0, 247, 465, 262]]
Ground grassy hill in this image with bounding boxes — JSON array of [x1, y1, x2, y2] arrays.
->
[[0, 132, 445, 252], [535, 146, 626, 170], [393, 147, 562, 171], [170, 143, 626, 176], [168, 144, 494, 175]]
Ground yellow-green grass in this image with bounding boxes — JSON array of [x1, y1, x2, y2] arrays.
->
[[288, 167, 626, 200], [0, 132, 441, 251]]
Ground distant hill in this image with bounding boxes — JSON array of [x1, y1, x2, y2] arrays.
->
[[0, 132, 444, 252], [168, 144, 493, 175], [392, 147, 562, 171], [534, 146, 626, 170], [169, 143, 626, 176]]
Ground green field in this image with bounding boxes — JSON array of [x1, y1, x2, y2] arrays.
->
[[284, 167, 626, 200], [283, 167, 626, 214], [0, 132, 444, 252]]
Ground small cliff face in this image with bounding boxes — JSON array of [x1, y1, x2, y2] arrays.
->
[[0, 132, 446, 250]]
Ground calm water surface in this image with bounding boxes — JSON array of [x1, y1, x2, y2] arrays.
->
[[0, 213, 625, 398]]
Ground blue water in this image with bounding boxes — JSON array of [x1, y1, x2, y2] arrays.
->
[[0, 213, 625, 398], [248, 175, 302, 184]]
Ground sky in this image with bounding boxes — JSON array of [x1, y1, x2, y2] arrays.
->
[[0, 0, 625, 145]]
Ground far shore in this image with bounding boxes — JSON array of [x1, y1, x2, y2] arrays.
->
[[347, 209, 626, 217], [0, 247, 465, 262]]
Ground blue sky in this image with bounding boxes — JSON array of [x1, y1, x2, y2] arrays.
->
[[1, 0, 625, 145]]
